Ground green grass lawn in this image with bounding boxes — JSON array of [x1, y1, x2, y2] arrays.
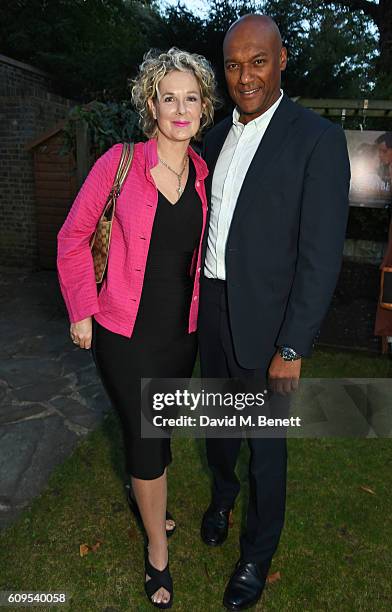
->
[[0, 350, 391, 611]]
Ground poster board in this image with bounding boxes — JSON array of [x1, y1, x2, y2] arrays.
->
[[345, 130, 391, 208]]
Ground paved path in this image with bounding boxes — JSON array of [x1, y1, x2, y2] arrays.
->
[[0, 267, 109, 530]]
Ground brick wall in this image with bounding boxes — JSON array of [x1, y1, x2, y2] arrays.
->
[[0, 55, 74, 268]]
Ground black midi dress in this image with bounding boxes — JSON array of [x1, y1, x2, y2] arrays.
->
[[91, 161, 202, 479]]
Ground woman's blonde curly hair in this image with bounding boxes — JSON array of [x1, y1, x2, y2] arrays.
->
[[131, 47, 219, 141]]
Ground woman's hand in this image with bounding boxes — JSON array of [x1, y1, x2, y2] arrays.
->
[[70, 317, 92, 349]]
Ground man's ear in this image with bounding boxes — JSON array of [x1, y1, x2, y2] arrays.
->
[[280, 47, 288, 72]]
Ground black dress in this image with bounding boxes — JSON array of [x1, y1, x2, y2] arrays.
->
[[91, 162, 202, 479]]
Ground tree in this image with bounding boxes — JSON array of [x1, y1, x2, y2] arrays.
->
[[0, 0, 165, 100], [321, 0, 392, 90], [264, 0, 377, 97], [1, 0, 386, 101]]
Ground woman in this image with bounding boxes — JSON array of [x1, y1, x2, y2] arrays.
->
[[57, 48, 218, 608]]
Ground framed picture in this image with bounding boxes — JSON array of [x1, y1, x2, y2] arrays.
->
[[345, 130, 392, 208]]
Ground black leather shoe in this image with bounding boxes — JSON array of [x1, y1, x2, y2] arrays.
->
[[223, 560, 270, 611], [200, 504, 233, 546]]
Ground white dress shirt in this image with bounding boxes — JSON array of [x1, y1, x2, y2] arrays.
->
[[204, 90, 284, 280]]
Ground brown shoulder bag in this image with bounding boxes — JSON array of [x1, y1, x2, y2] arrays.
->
[[90, 143, 134, 284]]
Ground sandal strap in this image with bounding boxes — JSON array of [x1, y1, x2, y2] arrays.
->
[[145, 556, 173, 597]]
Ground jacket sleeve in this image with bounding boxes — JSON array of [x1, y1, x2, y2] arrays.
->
[[276, 124, 351, 356], [57, 145, 119, 323]]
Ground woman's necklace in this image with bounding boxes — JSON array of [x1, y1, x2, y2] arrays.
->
[[158, 155, 189, 198]]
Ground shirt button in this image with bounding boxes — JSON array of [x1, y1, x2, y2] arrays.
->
[[193, 295, 198, 301], [196, 181, 200, 187], [197, 267, 201, 272]]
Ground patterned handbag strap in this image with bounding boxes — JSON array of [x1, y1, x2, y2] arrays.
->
[[111, 142, 134, 198]]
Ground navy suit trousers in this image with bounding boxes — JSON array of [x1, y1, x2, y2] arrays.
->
[[198, 276, 288, 564]]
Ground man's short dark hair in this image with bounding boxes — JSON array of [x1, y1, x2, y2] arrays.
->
[[376, 132, 392, 149]]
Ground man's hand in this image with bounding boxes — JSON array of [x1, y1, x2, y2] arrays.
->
[[268, 351, 301, 395], [70, 317, 92, 350]]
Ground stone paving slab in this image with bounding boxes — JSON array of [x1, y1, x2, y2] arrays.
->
[[0, 417, 78, 530], [0, 267, 111, 530]]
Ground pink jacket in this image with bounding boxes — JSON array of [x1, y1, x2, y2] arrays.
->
[[57, 138, 209, 337]]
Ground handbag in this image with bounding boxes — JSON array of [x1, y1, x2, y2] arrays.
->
[[379, 266, 392, 310], [90, 142, 134, 284]]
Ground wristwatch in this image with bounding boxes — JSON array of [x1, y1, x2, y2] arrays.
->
[[279, 346, 301, 361]]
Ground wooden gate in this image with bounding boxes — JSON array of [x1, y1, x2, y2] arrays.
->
[[26, 122, 77, 269]]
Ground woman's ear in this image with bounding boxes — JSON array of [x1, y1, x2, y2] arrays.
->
[[148, 98, 157, 120]]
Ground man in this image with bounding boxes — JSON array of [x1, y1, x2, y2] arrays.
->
[[376, 131, 392, 186], [198, 14, 350, 611]]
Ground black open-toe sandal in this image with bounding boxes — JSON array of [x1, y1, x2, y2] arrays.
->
[[125, 484, 176, 538], [144, 550, 173, 609]]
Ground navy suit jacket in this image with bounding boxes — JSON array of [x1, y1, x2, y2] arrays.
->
[[201, 94, 351, 369]]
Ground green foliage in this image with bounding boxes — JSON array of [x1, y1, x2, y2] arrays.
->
[[1, 0, 165, 100], [0, 0, 388, 104], [258, 0, 377, 97], [62, 101, 143, 158], [372, 72, 392, 100]]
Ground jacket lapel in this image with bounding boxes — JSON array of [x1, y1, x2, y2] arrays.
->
[[229, 94, 301, 229]]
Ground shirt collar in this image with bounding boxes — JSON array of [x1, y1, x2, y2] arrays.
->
[[232, 89, 284, 129]]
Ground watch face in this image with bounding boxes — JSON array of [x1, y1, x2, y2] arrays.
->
[[280, 347, 300, 361]]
